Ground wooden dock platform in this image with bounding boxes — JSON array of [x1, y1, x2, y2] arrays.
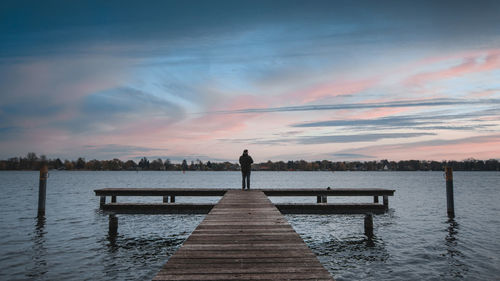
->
[[95, 188, 394, 214], [153, 190, 334, 281]]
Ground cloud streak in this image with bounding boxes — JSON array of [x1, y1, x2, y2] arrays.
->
[[333, 134, 500, 160], [211, 98, 500, 114], [291, 109, 500, 132], [220, 132, 436, 146]]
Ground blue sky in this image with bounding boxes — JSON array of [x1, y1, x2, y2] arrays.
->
[[1, 0, 499, 162]]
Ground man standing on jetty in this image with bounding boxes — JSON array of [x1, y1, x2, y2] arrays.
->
[[239, 149, 253, 190]]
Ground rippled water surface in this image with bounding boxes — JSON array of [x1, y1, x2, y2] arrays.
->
[[0, 171, 499, 280]]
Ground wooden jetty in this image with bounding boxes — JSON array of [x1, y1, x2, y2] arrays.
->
[[153, 190, 334, 281], [95, 188, 394, 214], [94, 187, 395, 280]]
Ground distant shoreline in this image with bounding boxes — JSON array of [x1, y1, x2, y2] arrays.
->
[[1, 154, 498, 172]]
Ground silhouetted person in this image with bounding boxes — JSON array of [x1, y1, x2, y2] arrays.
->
[[239, 149, 253, 190]]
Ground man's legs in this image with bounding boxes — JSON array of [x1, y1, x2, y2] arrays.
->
[[246, 171, 250, 189], [242, 172, 246, 190]]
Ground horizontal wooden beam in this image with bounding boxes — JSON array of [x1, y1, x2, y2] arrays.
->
[[95, 188, 227, 196], [276, 203, 387, 214], [263, 188, 395, 196], [95, 188, 395, 197], [101, 202, 387, 215], [102, 203, 215, 214]]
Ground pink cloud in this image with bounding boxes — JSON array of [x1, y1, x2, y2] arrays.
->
[[405, 49, 500, 86], [214, 94, 270, 111], [338, 134, 500, 161], [469, 89, 499, 98], [286, 77, 379, 104], [353, 107, 410, 120]]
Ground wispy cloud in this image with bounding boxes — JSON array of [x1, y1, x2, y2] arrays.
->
[[332, 153, 376, 160], [295, 132, 435, 144], [291, 109, 500, 131], [211, 98, 500, 114], [406, 50, 500, 86], [220, 132, 435, 146], [54, 87, 185, 134], [333, 134, 500, 160]]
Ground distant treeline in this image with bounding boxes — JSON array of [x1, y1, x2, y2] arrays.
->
[[1, 153, 499, 171]]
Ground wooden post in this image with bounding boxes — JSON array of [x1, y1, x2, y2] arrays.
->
[[111, 196, 116, 203], [109, 214, 118, 236], [317, 196, 327, 203], [100, 196, 106, 207], [364, 213, 373, 238], [383, 195, 388, 210], [163, 196, 169, 203], [373, 196, 379, 203], [317, 196, 321, 203], [445, 166, 455, 218], [37, 165, 48, 217], [170, 196, 176, 203]]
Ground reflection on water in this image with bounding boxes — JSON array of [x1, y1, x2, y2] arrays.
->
[[101, 235, 186, 280], [316, 236, 389, 263], [26, 216, 48, 279], [441, 218, 468, 279], [105, 235, 185, 253]]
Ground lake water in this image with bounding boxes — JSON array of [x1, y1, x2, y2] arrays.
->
[[0, 171, 499, 281]]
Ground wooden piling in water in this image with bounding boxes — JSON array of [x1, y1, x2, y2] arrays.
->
[[364, 213, 373, 238], [317, 195, 327, 203], [163, 196, 168, 203], [109, 214, 118, 236], [373, 196, 379, 203], [445, 167, 455, 218], [37, 165, 48, 217], [383, 195, 388, 210], [100, 196, 106, 207]]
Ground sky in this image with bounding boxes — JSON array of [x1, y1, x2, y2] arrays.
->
[[1, 0, 499, 162]]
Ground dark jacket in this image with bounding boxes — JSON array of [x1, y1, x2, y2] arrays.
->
[[239, 154, 253, 173]]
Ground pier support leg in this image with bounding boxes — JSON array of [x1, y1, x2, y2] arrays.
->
[[109, 214, 118, 236], [445, 167, 455, 218], [383, 196, 388, 210], [373, 196, 379, 203], [38, 165, 48, 217], [170, 196, 175, 203], [163, 196, 169, 203], [111, 196, 116, 203], [100, 196, 106, 207], [364, 213, 373, 239], [317, 196, 327, 203]]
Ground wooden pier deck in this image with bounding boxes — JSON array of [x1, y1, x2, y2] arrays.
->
[[153, 190, 334, 281], [95, 188, 394, 214]]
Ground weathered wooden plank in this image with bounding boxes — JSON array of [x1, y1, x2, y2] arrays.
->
[[179, 244, 311, 250], [153, 190, 334, 281], [157, 266, 327, 274], [276, 203, 387, 214], [153, 272, 333, 281], [101, 203, 387, 214], [95, 188, 227, 196], [263, 188, 395, 196], [101, 203, 214, 214], [170, 251, 317, 258], [164, 257, 325, 264], [95, 187, 395, 197]]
